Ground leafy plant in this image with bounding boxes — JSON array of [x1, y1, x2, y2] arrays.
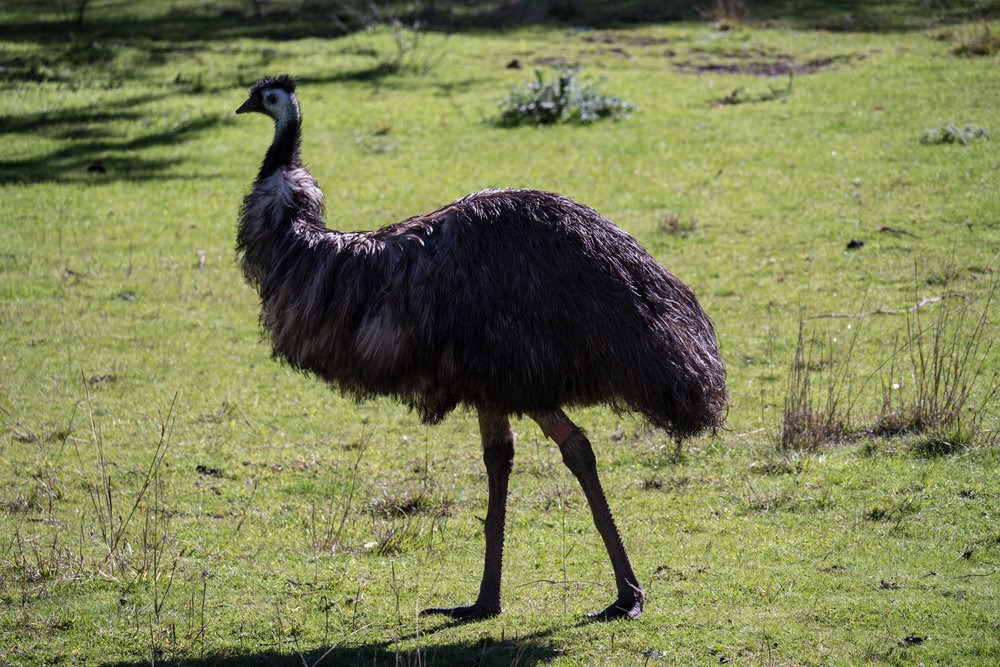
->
[[921, 123, 989, 144], [496, 68, 636, 127]]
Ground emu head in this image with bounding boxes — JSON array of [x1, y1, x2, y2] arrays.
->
[[236, 75, 299, 125]]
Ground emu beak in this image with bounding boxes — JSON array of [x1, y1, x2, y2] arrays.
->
[[236, 97, 260, 114]]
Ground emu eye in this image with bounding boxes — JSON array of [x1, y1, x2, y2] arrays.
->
[[265, 93, 277, 105]]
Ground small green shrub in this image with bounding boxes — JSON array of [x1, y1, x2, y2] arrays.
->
[[496, 68, 636, 127], [921, 124, 989, 145]]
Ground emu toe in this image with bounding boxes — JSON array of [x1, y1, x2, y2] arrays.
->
[[420, 602, 501, 622], [585, 596, 644, 622]]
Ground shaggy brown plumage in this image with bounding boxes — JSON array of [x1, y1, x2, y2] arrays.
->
[[236, 75, 727, 622]]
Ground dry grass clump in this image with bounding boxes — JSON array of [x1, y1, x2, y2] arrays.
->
[[779, 322, 854, 452], [952, 24, 1000, 57], [658, 213, 698, 238], [867, 285, 997, 454], [779, 279, 997, 454], [699, 0, 748, 30]]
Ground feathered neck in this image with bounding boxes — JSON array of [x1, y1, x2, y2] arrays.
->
[[260, 103, 303, 178]]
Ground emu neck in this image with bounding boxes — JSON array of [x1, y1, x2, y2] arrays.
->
[[259, 111, 303, 178]]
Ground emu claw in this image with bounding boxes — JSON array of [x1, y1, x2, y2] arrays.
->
[[585, 598, 643, 622], [420, 603, 500, 622]]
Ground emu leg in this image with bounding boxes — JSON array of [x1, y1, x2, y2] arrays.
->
[[421, 411, 514, 621], [532, 410, 645, 621]]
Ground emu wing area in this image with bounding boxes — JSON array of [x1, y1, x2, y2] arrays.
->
[[335, 190, 725, 439]]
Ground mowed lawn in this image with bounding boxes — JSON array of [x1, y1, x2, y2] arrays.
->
[[1, 1, 998, 665]]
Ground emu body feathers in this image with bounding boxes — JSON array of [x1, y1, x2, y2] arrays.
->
[[240, 183, 725, 435], [236, 75, 726, 621]]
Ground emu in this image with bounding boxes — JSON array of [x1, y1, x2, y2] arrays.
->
[[235, 75, 727, 621]]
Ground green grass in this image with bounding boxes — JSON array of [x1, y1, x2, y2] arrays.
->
[[2, 1, 999, 665]]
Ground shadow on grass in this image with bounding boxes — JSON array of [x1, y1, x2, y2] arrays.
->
[[305, 68, 491, 98], [2, 0, 998, 48], [749, 0, 1000, 31], [102, 623, 568, 667], [0, 92, 164, 136], [0, 67, 484, 185], [0, 91, 232, 184], [3, 0, 997, 184]]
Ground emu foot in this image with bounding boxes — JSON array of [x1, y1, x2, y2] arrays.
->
[[584, 596, 643, 622], [420, 602, 500, 622]]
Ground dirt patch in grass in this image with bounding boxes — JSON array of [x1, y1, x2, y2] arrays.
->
[[582, 31, 674, 48], [674, 54, 862, 77], [532, 55, 573, 68]]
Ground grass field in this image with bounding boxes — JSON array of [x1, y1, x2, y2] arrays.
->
[[1, 1, 999, 665]]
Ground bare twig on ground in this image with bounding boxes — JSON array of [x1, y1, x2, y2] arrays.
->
[[808, 293, 967, 320]]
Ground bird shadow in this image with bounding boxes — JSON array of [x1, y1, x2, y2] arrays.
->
[[100, 620, 572, 667]]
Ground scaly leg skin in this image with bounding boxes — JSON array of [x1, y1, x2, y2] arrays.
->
[[532, 409, 645, 621], [421, 411, 514, 622]]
